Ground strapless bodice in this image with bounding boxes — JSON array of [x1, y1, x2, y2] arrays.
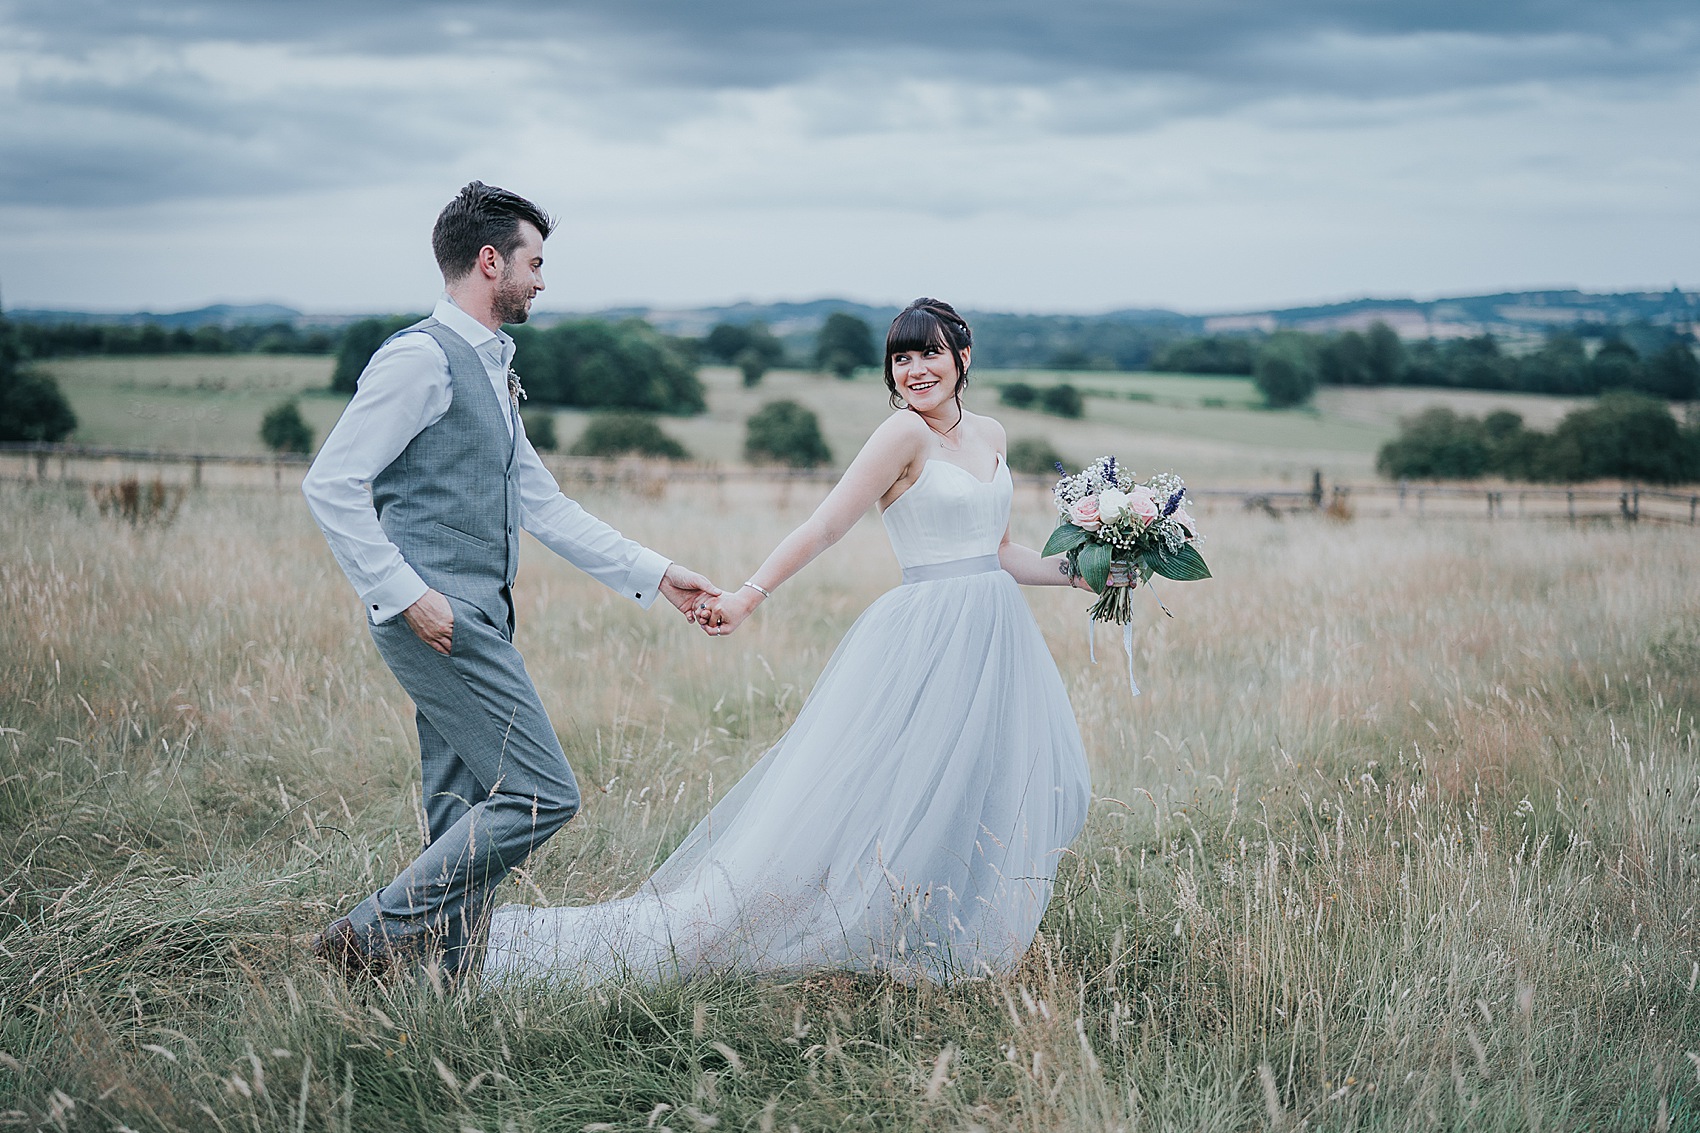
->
[[880, 457, 1012, 569]]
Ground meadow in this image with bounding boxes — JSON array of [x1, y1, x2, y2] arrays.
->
[[2, 470, 1697, 1131], [34, 354, 1602, 487]]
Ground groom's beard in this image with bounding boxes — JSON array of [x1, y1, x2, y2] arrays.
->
[[493, 269, 533, 325]]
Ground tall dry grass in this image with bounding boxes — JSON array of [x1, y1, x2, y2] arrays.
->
[[2, 479, 1697, 1131]]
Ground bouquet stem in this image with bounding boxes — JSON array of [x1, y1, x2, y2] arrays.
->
[[1088, 560, 1137, 625]]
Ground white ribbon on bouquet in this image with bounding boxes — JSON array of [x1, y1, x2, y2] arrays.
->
[[1086, 577, 1171, 697]]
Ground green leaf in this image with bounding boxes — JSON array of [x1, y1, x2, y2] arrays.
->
[[1041, 523, 1090, 558], [1148, 544, 1212, 581], [1077, 542, 1113, 593]]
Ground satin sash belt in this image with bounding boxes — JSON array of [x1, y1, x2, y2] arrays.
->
[[900, 553, 1003, 585]]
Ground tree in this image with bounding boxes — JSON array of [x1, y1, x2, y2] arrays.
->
[[705, 322, 749, 363], [1548, 391, 1691, 483], [569, 413, 690, 459], [1516, 333, 1591, 395], [745, 400, 832, 467], [1150, 336, 1257, 375], [815, 312, 876, 379], [1643, 342, 1699, 401], [1253, 337, 1318, 408], [512, 318, 706, 414], [1590, 339, 1642, 394], [1040, 384, 1084, 418], [1375, 407, 1492, 479], [0, 314, 77, 443], [520, 408, 558, 452], [1446, 335, 1512, 390], [1317, 330, 1370, 385], [705, 321, 783, 364], [998, 382, 1037, 408], [1006, 437, 1066, 476], [1364, 322, 1404, 386], [734, 348, 769, 388], [259, 399, 313, 454], [1375, 393, 1699, 484], [331, 315, 419, 393]]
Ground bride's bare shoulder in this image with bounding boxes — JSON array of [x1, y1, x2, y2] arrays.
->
[[965, 410, 1008, 450], [868, 409, 933, 449]]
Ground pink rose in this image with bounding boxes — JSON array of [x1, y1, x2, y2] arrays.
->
[[1127, 486, 1160, 525], [1172, 507, 1196, 535], [1067, 495, 1102, 531]]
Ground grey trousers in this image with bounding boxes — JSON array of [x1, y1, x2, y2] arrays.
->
[[349, 595, 580, 974]]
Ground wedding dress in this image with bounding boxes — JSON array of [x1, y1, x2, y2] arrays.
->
[[483, 455, 1091, 984]]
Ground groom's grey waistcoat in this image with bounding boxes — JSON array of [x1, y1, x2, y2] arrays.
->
[[371, 318, 520, 632]]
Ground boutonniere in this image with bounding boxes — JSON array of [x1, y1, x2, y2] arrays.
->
[[507, 367, 527, 408]]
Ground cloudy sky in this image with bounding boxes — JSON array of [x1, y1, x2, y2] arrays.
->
[[1, 1, 1696, 315]]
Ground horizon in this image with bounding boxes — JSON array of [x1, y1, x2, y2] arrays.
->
[[10, 281, 1699, 324]]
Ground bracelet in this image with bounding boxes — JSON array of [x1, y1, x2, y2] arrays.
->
[[742, 580, 772, 599]]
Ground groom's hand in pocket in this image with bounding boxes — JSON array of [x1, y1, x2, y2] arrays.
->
[[402, 588, 455, 655]]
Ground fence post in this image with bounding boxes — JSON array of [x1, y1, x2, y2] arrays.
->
[[1632, 487, 1640, 522], [1417, 489, 1425, 517], [1398, 480, 1407, 512], [1567, 490, 1575, 525], [1691, 495, 1697, 525], [34, 449, 48, 481], [1310, 470, 1324, 509], [192, 457, 204, 491], [1487, 490, 1495, 518]]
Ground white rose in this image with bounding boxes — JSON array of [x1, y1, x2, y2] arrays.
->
[[1097, 487, 1130, 521]]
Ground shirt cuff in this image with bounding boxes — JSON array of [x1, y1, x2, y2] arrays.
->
[[363, 566, 430, 625], [625, 548, 671, 610]]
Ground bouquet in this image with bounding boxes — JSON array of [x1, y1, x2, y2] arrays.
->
[[1042, 457, 1211, 627]]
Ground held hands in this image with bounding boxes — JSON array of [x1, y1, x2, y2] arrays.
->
[[660, 563, 723, 623], [696, 586, 761, 637], [659, 562, 756, 637]]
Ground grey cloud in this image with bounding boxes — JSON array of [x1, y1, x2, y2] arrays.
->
[[2, 0, 1694, 208], [11, 0, 1698, 91]]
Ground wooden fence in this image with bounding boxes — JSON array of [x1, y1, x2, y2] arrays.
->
[[2, 442, 1696, 527]]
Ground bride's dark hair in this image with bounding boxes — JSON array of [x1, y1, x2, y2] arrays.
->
[[883, 298, 973, 413]]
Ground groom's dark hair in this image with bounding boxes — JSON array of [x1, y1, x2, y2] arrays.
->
[[432, 181, 555, 281]]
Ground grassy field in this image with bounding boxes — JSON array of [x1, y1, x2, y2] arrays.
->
[[36, 355, 1609, 486], [38, 355, 346, 457], [2, 479, 1697, 1130]]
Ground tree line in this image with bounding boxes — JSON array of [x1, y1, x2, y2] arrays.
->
[[15, 321, 336, 358], [1377, 393, 1700, 485], [1157, 323, 1700, 405]]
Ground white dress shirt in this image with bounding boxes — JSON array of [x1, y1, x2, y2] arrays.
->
[[303, 296, 670, 624]]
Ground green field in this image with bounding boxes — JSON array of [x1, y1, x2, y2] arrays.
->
[[38, 354, 1604, 486], [2, 484, 1696, 1130], [39, 354, 345, 456]]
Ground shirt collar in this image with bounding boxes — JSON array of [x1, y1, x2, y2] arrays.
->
[[432, 294, 515, 368]]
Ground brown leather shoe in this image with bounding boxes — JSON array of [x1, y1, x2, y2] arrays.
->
[[311, 916, 391, 978]]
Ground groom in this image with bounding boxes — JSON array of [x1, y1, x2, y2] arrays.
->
[[302, 181, 719, 978]]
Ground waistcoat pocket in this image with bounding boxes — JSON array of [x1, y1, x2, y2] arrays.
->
[[433, 521, 492, 550]]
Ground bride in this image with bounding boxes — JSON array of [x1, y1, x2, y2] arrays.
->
[[483, 298, 1093, 985]]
